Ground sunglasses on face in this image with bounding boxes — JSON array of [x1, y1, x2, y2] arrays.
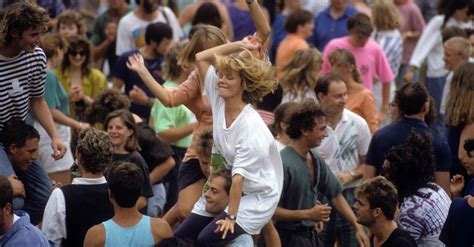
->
[[69, 50, 86, 57]]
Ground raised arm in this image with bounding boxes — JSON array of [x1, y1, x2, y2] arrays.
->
[[247, 0, 271, 45], [195, 38, 260, 82]]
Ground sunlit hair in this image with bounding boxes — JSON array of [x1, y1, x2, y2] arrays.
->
[[40, 33, 68, 60], [328, 48, 363, 84], [444, 37, 472, 58], [355, 176, 399, 220], [178, 25, 227, 70], [371, 0, 401, 31], [104, 109, 141, 152], [195, 129, 213, 159], [53, 10, 86, 37], [279, 48, 322, 99], [163, 41, 189, 79], [445, 63, 474, 128], [215, 53, 277, 104], [0, 2, 49, 46]]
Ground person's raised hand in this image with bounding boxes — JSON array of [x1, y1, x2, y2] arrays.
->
[[126, 53, 146, 73]]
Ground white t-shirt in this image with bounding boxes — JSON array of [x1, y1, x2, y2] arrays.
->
[[115, 7, 182, 56], [315, 109, 371, 188], [202, 66, 283, 234]]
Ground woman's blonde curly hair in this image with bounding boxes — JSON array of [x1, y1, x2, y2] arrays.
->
[[215, 53, 277, 105]]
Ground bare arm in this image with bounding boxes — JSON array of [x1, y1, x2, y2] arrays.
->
[[247, 0, 271, 45], [83, 224, 105, 247], [112, 78, 125, 91], [151, 218, 173, 244], [30, 96, 66, 159], [136, 196, 148, 210], [149, 157, 175, 184], [273, 203, 331, 222], [378, 82, 390, 124], [331, 194, 370, 247], [50, 108, 89, 130], [362, 164, 377, 181], [435, 171, 450, 196], [157, 122, 197, 144], [196, 40, 258, 82]]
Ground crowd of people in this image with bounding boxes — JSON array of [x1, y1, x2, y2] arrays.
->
[[0, 0, 473, 246]]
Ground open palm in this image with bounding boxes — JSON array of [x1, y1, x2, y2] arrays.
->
[[126, 53, 145, 72]]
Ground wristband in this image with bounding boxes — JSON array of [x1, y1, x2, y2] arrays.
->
[[146, 97, 152, 107]]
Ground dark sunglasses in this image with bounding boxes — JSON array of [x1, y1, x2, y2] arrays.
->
[[69, 50, 86, 57]]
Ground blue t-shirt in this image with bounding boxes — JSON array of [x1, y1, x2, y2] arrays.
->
[[113, 49, 164, 120], [228, 4, 256, 41], [310, 5, 358, 52], [365, 117, 451, 174], [439, 197, 474, 247]]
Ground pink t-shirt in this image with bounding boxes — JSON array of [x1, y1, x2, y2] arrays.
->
[[322, 37, 394, 91], [165, 69, 213, 161]]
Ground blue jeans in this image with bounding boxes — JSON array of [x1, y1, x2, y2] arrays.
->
[[0, 146, 23, 209], [425, 75, 448, 138], [16, 160, 52, 225], [320, 188, 358, 247], [147, 183, 167, 217]]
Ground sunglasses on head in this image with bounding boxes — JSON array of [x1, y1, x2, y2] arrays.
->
[[69, 50, 86, 57]]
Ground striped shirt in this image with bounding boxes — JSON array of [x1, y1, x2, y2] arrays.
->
[[373, 29, 404, 76], [0, 47, 46, 130]]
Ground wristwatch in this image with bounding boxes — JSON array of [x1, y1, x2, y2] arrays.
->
[[226, 213, 237, 221], [246, 0, 253, 4]]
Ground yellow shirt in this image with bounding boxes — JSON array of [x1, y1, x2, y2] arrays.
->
[[54, 68, 108, 119]]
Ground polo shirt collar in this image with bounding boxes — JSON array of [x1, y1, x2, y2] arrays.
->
[[71, 176, 107, 185], [398, 116, 428, 127], [323, 4, 356, 20]]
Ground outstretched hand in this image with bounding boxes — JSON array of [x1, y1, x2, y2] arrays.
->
[[127, 53, 146, 72]]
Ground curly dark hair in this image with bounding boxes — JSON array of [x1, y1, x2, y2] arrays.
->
[[76, 128, 113, 174], [384, 130, 437, 202], [285, 101, 326, 139], [0, 2, 49, 46], [84, 89, 130, 125]]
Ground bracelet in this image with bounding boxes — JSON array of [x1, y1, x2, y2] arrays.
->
[[146, 97, 152, 107], [349, 171, 357, 179]]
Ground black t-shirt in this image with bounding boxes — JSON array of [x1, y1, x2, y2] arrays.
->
[[136, 122, 173, 172], [112, 151, 154, 198], [381, 228, 417, 247]]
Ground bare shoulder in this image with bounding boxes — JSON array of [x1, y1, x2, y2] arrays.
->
[[84, 223, 106, 247], [151, 217, 173, 243]]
